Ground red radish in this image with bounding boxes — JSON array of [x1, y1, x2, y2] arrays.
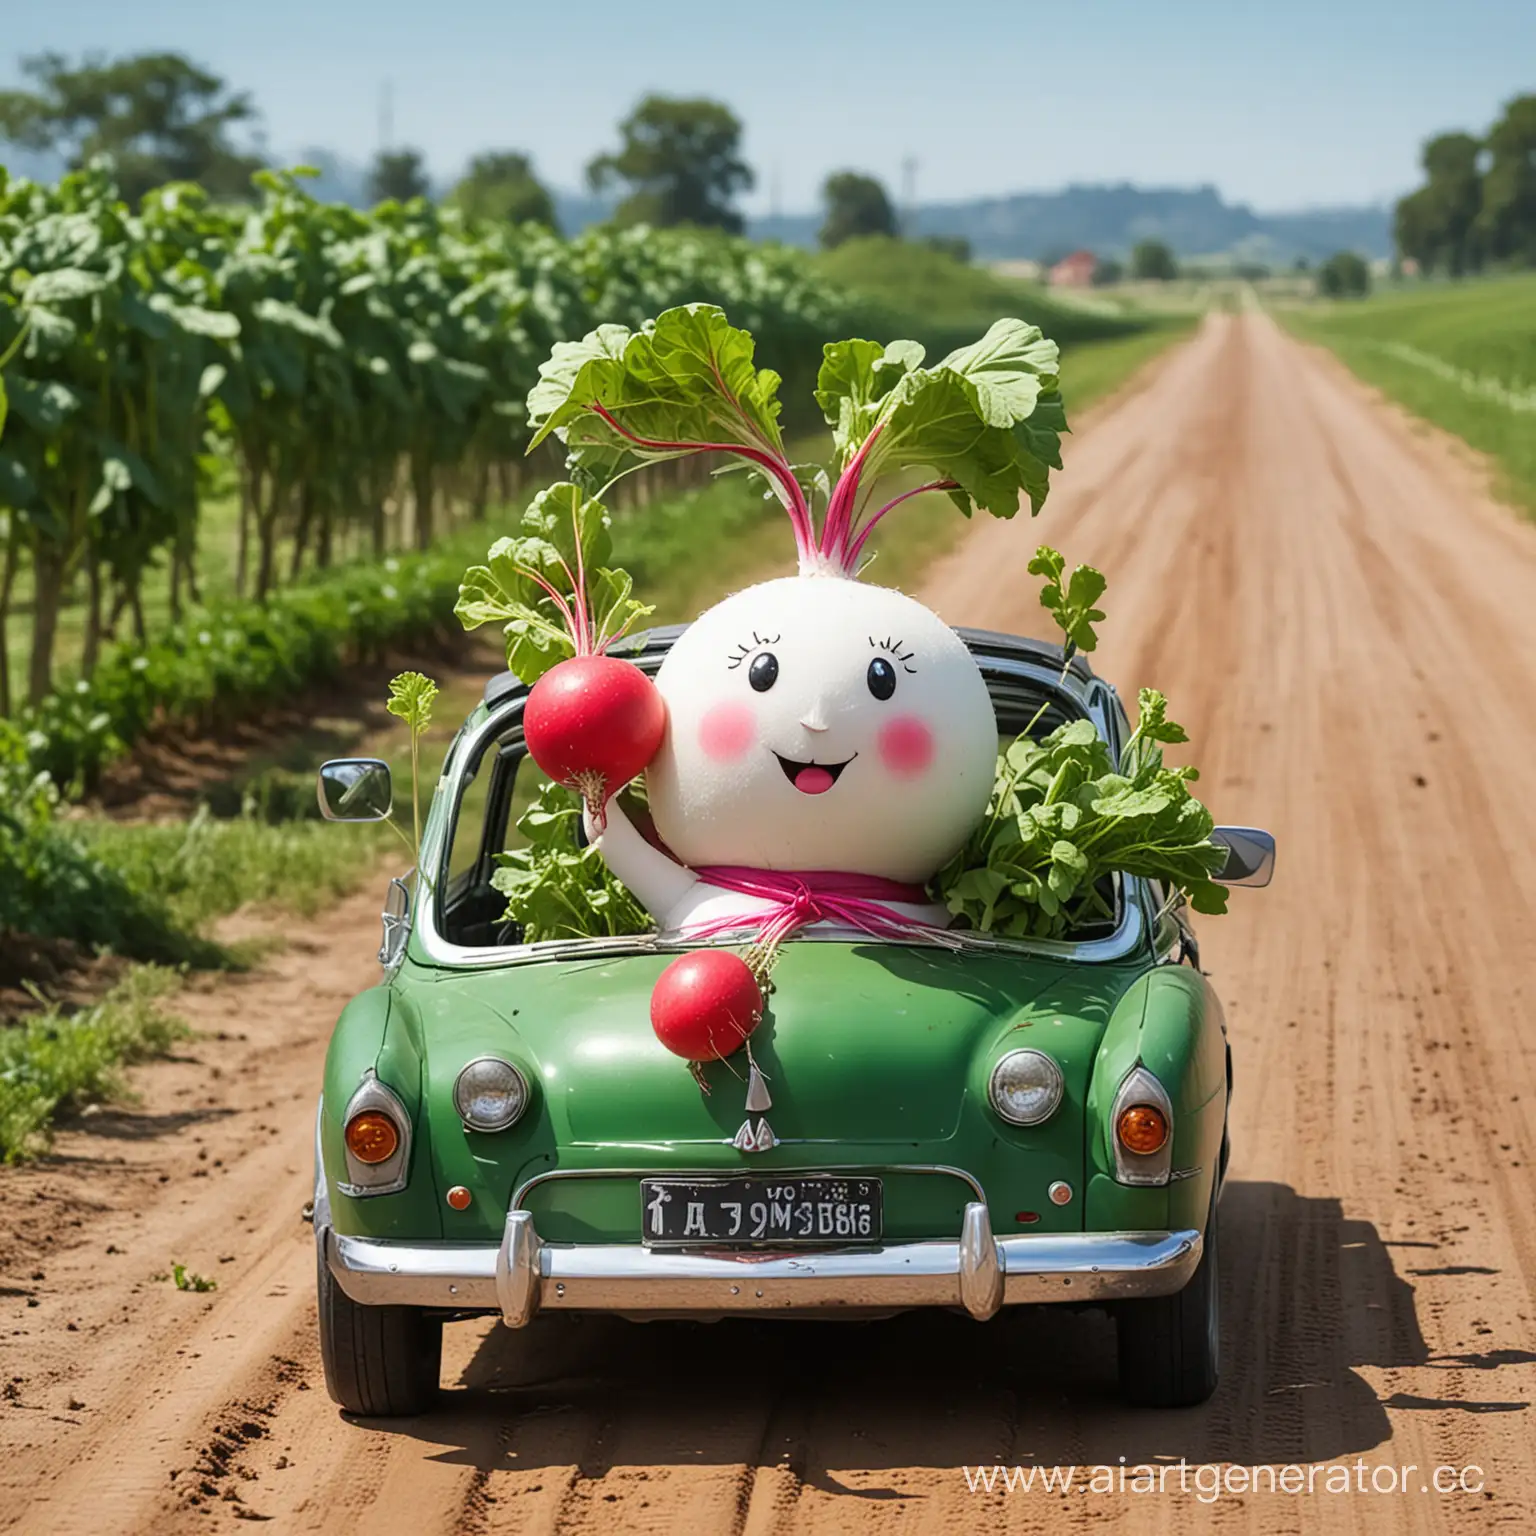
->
[[524, 655, 666, 826], [650, 950, 763, 1063]]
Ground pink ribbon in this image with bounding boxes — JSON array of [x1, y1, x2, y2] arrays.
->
[[684, 866, 959, 950]]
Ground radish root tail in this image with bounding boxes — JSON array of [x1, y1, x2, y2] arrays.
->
[[572, 769, 609, 831]]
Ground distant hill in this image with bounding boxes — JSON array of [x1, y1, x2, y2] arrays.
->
[[747, 183, 1392, 264]]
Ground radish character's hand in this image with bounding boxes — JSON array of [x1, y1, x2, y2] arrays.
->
[[585, 794, 699, 917]]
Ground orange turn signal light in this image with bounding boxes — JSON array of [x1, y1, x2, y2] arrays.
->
[[1116, 1103, 1169, 1156], [345, 1110, 400, 1165]]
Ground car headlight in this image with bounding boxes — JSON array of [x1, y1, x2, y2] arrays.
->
[[988, 1049, 1064, 1126], [453, 1056, 529, 1132]]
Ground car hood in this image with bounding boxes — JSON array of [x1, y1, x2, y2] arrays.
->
[[410, 942, 1143, 1149]]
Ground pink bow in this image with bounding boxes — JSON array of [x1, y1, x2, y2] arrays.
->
[[684, 866, 957, 951]]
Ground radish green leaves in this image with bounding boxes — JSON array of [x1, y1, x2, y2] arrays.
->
[[1028, 545, 1107, 661], [386, 670, 438, 860], [933, 547, 1226, 939], [528, 306, 798, 496], [524, 305, 1067, 576], [814, 318, 1067, 521], [492, 780, 650, 942], [455, 482, 653, 684]]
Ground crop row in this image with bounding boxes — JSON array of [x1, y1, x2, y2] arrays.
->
[[12, 541, 464, 794], [0, 160, 869, 713]]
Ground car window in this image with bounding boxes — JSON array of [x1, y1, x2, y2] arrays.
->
[[442, 737, 569, 947], [445, 740, 499, 884]]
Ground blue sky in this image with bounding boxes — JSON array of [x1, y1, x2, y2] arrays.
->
[[3, 0, 1532, 212]]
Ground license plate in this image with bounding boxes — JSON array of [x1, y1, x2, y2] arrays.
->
[[639, 1175, 884, 1248]]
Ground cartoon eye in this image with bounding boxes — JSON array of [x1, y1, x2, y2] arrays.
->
[[867, 657, 897, 700], [749, 652, 779, 692]]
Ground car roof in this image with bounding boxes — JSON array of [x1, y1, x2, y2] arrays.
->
[[481, 624, 1097, 708]]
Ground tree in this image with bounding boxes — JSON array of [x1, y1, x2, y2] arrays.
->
[[1316, 250, 1370, 298], [449, 151, 555, 228], [1130, 239, 1178, 281], [1394, 131, 1483, 275], [368, 148, 431, 204], [1091, 257, 1124, 287], [1393, 186, 1436, 271], [1476, 95, 1536, 268], [819, 171, 896, 248], [0, 51, 260, 204], [587, 96, 752, 232]]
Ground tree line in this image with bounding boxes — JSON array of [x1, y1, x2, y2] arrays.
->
[[1395, 96, 1536, 276]]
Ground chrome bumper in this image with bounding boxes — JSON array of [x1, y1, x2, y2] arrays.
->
[[326, 1201, 1202, 1325]]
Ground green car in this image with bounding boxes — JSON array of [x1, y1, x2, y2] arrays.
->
[[312, 626, 1273, 1416]]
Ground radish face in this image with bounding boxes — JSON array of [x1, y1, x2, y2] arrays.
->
[[646, 576, 996, 884], [524, 655, 666, 818]]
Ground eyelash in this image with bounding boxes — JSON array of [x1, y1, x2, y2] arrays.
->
[[871, 635, 917, 675], [726, 631, 780, 669]]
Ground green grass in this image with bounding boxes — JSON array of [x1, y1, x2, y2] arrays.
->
[[1281, 273, 1536, 515], [77, 809, 399, 931], [0, 964, 187, 1161]]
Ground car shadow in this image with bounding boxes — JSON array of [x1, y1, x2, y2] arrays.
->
[[357, 1180, 1456, 1475]]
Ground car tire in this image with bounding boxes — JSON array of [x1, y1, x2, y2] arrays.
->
[[316, 1236, 442, 1416], [1114, 1199, 1219, 1408]]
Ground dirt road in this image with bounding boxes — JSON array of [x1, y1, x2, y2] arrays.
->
[[4, 311, 1535, 1533]]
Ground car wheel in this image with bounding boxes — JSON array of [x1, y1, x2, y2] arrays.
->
[[1114, 1199, 1219, 1408], [316, 1236, 443, 1416]]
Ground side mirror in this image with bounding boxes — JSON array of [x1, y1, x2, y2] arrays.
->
[[1211, 826, 1276, 887], [317, 758, 393, 822]]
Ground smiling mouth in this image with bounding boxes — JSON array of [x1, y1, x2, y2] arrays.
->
[[774, 752, 857, 796]]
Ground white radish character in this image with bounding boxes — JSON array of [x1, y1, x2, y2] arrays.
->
[[596, 575, 996, 936], [529, 304, 1066, 965]]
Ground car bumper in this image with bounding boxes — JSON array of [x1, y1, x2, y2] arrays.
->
[[325, 1201, 1203, 1325]]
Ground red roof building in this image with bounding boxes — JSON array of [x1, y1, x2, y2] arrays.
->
[[1048, 250, 1098, 288]]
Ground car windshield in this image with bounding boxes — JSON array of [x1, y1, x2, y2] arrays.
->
[[435, 660, 1110, 952]]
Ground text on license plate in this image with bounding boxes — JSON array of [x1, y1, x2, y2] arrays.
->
[[639, 1176, 884, 1246]]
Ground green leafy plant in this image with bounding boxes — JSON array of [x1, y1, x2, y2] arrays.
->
[[525, 303, 1067, 576], [385, 670, 438, 857], [455, 482, 653, 681], [1026, 545, 1107, 662], [170, 1262, 216, 1292], [491, 780, 650, 942], [933, 548, 1227, 940]]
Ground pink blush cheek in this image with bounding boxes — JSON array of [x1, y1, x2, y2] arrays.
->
[[698, 702, 757, 762], [878, 715, 936, 777]]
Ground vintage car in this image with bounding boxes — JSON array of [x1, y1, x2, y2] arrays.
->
[[312, 626, 1273, 1416]]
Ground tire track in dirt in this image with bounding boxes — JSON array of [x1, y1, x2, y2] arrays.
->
[[5, 313, 1536, 1533]]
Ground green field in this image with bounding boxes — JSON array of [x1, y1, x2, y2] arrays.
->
[[1282, 274, 1536, 515]]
